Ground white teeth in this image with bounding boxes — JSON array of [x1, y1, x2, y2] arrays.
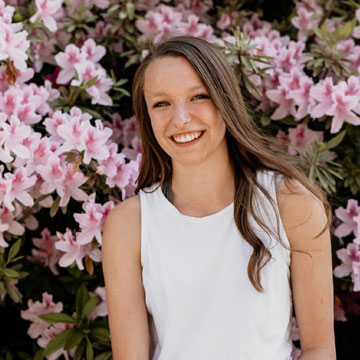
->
[[173, 131, 202, 144]]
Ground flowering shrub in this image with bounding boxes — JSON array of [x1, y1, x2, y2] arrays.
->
[[0, 0, 360, 358]]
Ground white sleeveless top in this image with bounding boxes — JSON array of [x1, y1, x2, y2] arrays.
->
[[139, 170, 293, 360]]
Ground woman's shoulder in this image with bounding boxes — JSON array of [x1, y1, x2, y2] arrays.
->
[[107, 195, 141, 224], [102, 195, 141, 251], [276, 177, 329, 248]]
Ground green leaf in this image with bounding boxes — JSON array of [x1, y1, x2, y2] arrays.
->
[[50, 196, 61, 217], [33, 349, 44, 360], [319, 167, 336, 186], [126, 2, 135, 20], [95, 352, 112, 360], [4, 280, 21, 303], [7, 239, 21, 264], [64, 328, 83, 350], [44, 329, 72, 356], [83, 296, 98, 318], [316, 142, 327, 153], [90, 327, 110, 342], [338, 19, 356, 40], [39, 312, 77, 324], [317, 168, 330, 192], [73, 340, 85, 360], [80, 76, 98, 90], [326, 167, 343, 180], [260, 114, 271, 127], [2, 268, 19, 278], [309, 164, 317, 183], [86, 336, 94, 360], [5, 351, 13, 360], [326, 130, 346, 150], [76, 284, 90, 319], [313, 26, 323, 40]]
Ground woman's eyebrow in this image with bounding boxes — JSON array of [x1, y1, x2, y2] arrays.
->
[[144, 84, 205, 98]]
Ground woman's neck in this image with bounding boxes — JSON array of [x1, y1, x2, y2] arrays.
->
[[170, 153, 235, 217]]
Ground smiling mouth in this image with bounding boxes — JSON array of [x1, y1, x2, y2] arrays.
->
[[171, 131, 204, 144]]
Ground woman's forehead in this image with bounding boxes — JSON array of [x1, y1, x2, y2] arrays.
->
[[143, 56, 204, 94]]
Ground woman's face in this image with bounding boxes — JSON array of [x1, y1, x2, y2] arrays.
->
[[143, 56, 228, 166]]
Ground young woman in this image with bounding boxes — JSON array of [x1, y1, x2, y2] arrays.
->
[[102, 36, 336, 360]]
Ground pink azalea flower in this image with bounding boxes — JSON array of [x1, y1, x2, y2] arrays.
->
[[0, 22, 30, 71], [57, 163, 88, 207], [37, 322, 72, 360], [72, 60, 97, 86], [216, 13, 231, 30], [326, 88, 360, 133], [28, 228, 61, 275], [310, 77, 335, 118], [287, 75, 314, 120], [55, 44, 86, 84], [291, 6, 315, 32], [334, 199, 360, 238], [0, 205, 24, 236], [121, 115, 138, 147], [0, 219, 9, 248], [97, 143, 121, 177], [266, 85, 296, 120], [32, 37, 56, 72], [135, 11, 164, 41], [56, 112, 90, 152], [30, 0, 63, 32], [36, 154, 66, 195], [0, 1, 15, 23], [44, 110, 70, 143], [20, 292, 63, 339], [55, 227, 101, 269], [103, 112, 123, 144], [17, 135, 52, 175], [2, 166, 37, 211], [85, 68, 113, 106], [287, 124, 323, 155], [81, 119, 112, 164], [0, 87, 21, 117], [122, 135, 142, 161], [74, 193, 114, 245], [105, 153, 133, 194], [15, 101, 42, 125], [334, 243, 360, 278], [341, 76, 360, 98], [89, 286, 108, 320], [81, 38, 106, 63]]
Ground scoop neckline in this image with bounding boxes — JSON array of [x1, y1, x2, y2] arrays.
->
[[156, 185, 234, 223]]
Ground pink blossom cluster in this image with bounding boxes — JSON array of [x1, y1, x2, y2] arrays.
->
[[216, 13, 360, 133], [333, 200, 360, 291], [135, 4, 216, 43], [21, 292, 72, 360], [55, 39, 113, 105], [291, 0, 323, 40], [30, 0, 64, 33], [0, 0, 30, 72], [274, 123, 323, 155]]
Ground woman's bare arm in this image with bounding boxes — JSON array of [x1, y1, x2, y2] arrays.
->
[[277, 179, 336, 360], [102, 195, 150, 360]]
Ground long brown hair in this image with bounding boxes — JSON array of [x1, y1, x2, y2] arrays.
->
[[132, 35, 331, 292]]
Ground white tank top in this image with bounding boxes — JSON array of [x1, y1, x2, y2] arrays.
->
[[139, 170, 293, 360]]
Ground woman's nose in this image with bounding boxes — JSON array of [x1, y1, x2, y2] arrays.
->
[[171, 103, 191, 128]]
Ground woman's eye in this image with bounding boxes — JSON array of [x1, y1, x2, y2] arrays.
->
[[193, 94, 210, 100], [153, 101, 169, 108]]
